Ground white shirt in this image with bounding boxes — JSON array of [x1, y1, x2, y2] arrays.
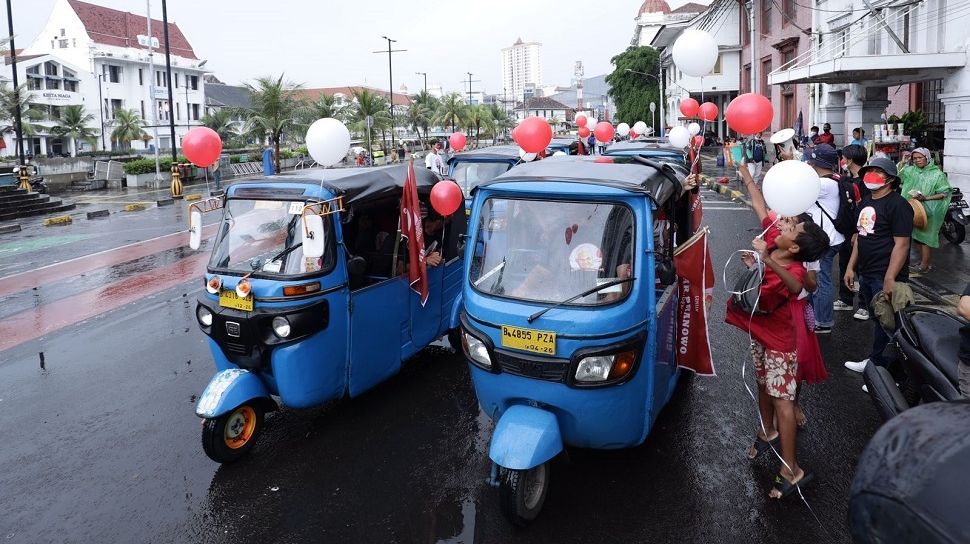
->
[[809, 176, 846, 246], [425, 151, 445, 175]]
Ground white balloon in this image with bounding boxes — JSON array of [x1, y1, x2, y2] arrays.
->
[[518, 147, 537, 162], [668, 126, 691, 148], [552, 151, 567, 157], [586, 117, 597, 128], [688, 122, 701, 136], [633, 121, 647, 134], [672, 29, 719, 77], [617, 123, 631, 137], [306, 118, 351, 167], [763, 160, 822, 217]]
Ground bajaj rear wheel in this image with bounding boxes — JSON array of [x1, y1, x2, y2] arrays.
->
[[499, 463, 550, 526], [202, 403, 264, 463], [941, 218, 965, 245]]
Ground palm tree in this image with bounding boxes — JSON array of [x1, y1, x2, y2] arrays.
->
[[412, 91, 439, 148], [294, 93, 346, 140], [242, 75, 304, 173], [200, 108, 237, 144], [435, 93, 466, 134], [348, 88, 390, 157], [487, 104, 513, 142], [0, 83, 46, 144], [464, 105, 494, 147], [51, 104, 98, 156], [109, 109, 147, 150], [405, 97, 434, 149]]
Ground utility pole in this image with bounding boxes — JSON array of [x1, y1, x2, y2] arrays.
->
[[160, 0, 181, 198], [415, 72, 427, 95], [96, 74, 106, 150], [748, 0, 756, 95], [6, 0, 29, 190], [146, 0, 161, 185], [465, 72, 481, 105], [374, 37, 406, 152]]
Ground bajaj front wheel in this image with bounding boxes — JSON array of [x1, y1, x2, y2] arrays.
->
[[499, 463, 550, 526], [201, 403, 264, 464], [941, 218, 965, 245]]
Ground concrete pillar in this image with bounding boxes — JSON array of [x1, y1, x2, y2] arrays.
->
[[844, 85, 890, 146], [940, 88, 970, 195], [820, 89, 847, 145]]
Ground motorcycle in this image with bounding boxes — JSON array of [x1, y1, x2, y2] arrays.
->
[[863, 305, 966, 421], [941, 187, 968, 244], [29, 176, 48, 194]]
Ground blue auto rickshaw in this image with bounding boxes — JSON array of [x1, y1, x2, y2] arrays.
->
[[545, 137, 578, 156], [459, 156, 687, 525], [447, 145, 521, 202], [188, 164, 466, 463], [604, 139, 687, 168]]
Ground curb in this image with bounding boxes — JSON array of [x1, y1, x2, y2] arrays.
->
[[124, 203, 146, 212], [0, 224, 22, 234], [44, 215, 73, 226], [703, 177, 750, 206]]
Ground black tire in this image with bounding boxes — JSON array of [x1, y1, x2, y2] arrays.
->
[[941, 219, 966, 245], [901, 373, 921, 408], [447, 328, 462, 352], [201, 403, 264, 464], [498, 463, 550, 526]]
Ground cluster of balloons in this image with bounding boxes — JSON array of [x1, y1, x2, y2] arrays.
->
[[182, 127, 222, 168], [679, 98, 719, 122]]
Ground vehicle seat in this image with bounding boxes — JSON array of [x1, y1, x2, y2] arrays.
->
[[909, 310, 963, 384]]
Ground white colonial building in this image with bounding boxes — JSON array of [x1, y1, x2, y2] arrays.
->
[[3, 0, 206, 155], [501, 38, 542, 104]]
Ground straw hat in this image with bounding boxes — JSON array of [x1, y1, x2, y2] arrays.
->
[[908, 198, 927, 229]]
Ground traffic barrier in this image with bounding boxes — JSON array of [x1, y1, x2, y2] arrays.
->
[[185, 193, 203, 202], [124, 203, 146, 212], [44, 215, 73, 226], [86, 209, 110, 219], [157, 198, 175, 207], [0, 224, 21, 234]]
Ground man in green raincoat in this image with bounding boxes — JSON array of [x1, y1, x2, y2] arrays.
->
[[899, 147, 951, 273]]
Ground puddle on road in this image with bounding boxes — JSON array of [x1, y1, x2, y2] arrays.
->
[[435, 497, 477, 544]]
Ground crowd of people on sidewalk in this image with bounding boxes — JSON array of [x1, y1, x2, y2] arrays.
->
[[722, 129, 965, 500]]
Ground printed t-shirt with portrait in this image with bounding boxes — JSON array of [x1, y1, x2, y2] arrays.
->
[[855, 191, 913, 282], [725, 216, 807, 353]]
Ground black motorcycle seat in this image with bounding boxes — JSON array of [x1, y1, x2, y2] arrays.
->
[[910, 311, 963, 384]]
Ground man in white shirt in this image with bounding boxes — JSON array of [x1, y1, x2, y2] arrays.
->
[[805, 143, 845, 334], [425, 142, 446, 175]]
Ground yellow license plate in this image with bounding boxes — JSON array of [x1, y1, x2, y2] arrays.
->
[[219, 290, 254, 311], [501, 325, 556, 355]]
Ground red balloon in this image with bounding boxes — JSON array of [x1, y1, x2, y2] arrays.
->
[[680, 98, 700, 118], [629, 130, 639, 139], [514, 116, 553, 153], [182, 127, 222, 167], [449, 132, 467, 152], [578, 126, 591, 138], [698, 102, 719, 122], [430, 180, 463, 216], [692, 135, 705, 147], [594, 121, 615, 143], [576, 114, 588, 128], [725, 93, 774, 135]]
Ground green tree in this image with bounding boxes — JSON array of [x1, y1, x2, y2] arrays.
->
[[464, 105, 494, 147], [200, 108, 237, 144], [348, 88, 390, 156], [0, 83, 46, 142], [51, 104, 98, 156], [486, 104, 512, 141], [406, 91, 438, 149], [109, 109, 147, 150], [435, 93, 466, 134], [295, 93, 346, 138], [242, 75, 304, 173], [606, 46, 661, 133]]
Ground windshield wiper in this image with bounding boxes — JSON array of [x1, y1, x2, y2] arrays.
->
[[263, 242, 303, 267], [527, 277, 635, 323]]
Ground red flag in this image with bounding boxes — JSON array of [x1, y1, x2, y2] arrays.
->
[[688, 188, 704, 234], [400, 160, 429, 305], [673, 228, 715, 376]]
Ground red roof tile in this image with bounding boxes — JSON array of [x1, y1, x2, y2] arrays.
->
[[67, 0, 198, 60], [301, 86, 412, 107], [670, 2, 709, 14]]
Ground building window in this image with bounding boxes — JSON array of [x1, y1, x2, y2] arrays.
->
[[58, 39, 69, 48], [28, 78, 42, 91], [108, 65, 121, 83], [176, 102, 181, 120], [712, 53, 723, 75], [138, 69, 143, 86], [188, 75, 199, 90], [46, 78, 61, 90], [191, 103, 200, 120], [156, 71, 167, 87], [141, 101, 146, 119], [761, 56, 772, 96], [63, 80, 77, 92], [60, 28, 65, 37], [920, 79, 944, 125], [780, 45, 796, 69], [783, 0, 795, 25], [174, 73, 179, 88], [110, 99, 123, 118], [742, 64, 752, 94], [45, 62, 58, 76], [762, 1, 772, 34], [104, 99, 110, 120]]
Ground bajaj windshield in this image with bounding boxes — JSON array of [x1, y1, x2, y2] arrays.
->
[[470, 198, 635, 305]]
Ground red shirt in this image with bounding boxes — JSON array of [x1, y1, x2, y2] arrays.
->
[[816, 132, 834, 145], [725, 217, 806, 352]]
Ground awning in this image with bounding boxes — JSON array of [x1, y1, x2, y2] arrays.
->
[[768, 52, 965, 86]]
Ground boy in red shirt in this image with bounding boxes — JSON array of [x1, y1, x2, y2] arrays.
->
[[729, 163, 830, 498]]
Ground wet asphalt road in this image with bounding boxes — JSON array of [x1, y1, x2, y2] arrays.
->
[[0, 186, 909, 543]]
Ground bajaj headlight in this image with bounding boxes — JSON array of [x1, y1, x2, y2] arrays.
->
[[461, 329, 492, 369]]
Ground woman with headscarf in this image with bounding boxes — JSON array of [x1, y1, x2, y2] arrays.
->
[[899, 147, 951, 273]]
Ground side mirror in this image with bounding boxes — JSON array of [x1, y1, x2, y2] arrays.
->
[[302, 214, 325, 259], [189, 210, 202, 250], [347, 256, 367, 277]]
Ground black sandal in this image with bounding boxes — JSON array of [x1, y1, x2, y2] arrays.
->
[[747, 432, 780, 460], [769, 469, 815, 499]]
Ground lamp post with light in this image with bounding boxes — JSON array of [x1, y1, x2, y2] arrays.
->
[[625, 67, 665, 137]]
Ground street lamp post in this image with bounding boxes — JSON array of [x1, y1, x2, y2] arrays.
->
[[415, 72, 427, 95], [650, 102, 656, 135], [5, 0, 30, 190], [374, 36, 406, 153], [97, 74, 106, 151], [160, 0, 181, 198], [625, 67, 666, 137]]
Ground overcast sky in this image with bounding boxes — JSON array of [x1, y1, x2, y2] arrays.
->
[[12, 0, 705, 94]]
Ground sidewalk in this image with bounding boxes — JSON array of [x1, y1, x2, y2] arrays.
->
[[697, 149, 969, 307]]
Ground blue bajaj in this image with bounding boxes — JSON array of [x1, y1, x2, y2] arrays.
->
[[447, 145, 521, 205], [188, 164, 466, 463], [460, 157, 686, 524]]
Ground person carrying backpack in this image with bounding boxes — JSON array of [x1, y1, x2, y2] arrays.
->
[[805, 144, 847, 334], [743, 132, 767, 181]]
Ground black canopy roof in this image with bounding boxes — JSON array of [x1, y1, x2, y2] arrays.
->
[[229, 163, 442, 206], [447, 145, 521, 165], [477, 156, 685, 207], [605, 140, 683, 154]]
